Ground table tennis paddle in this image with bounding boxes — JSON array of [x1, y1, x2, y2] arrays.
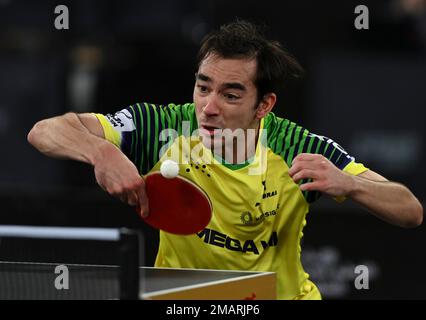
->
[[140, 172, 212, 235]]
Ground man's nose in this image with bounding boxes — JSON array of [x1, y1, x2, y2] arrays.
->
[[203, 96, 220, 116]]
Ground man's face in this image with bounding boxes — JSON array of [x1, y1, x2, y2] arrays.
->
[[193, 54, 261, 141]]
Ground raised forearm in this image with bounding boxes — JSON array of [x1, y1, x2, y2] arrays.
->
[[348, 175, 423, 228], [27, 112, 108, 165], [290, 154, 423, 228]]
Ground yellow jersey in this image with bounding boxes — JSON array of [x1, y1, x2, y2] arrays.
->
[[95, 102, 367, 299]]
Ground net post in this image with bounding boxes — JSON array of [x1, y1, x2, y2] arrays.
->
[[118, 228, 140, 300]]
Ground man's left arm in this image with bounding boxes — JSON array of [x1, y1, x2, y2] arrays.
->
[[289, 153, 423, 228]]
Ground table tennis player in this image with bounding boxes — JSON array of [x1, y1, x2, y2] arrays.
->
[[27, 19, 423, 300]]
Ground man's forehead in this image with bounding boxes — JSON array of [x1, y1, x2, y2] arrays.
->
[[198, 54, 257, 84]]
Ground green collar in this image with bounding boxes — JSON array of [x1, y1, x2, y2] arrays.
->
[[214, 154, 254, 170]]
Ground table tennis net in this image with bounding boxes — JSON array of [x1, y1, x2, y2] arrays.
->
[[0, 226, 141, 300]]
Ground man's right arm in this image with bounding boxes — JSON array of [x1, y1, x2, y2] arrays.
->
[[27, 113, 149, 217], [28, 112, 106, 164]]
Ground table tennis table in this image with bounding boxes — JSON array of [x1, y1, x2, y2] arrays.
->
[[0, 226, 276, 300], [0, 261, 276, 300]]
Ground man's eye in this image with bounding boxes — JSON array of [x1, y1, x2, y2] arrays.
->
[[225, 94, 239, 100], [197, 85, 208, 93]]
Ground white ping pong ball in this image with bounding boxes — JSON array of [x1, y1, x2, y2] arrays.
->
[[160, 160, 179, 179]]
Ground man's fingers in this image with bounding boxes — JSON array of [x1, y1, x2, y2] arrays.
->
[[138, 198, 149, 218], [113, 187, 139, 208], [292, 169, 318, 183], [289, 159, 317, 177], [289, 163, 318, 178], [127, 191, 139, 207], [300, 181, 320, 192], [290, 154, 330, 177], [291, 153, 319, 165], [136, 180, 149, 218]]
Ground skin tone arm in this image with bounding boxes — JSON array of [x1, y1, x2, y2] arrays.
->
[[288, 153, 423, 228], [27, 113, 149, 217]]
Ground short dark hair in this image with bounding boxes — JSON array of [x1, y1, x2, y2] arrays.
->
[[197, 19, 304, 102]]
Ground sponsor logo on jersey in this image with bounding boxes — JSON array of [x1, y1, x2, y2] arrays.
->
[[256, 204, 279, 223], [240, 211, 253, 225], [106, 109, 136, 132], [239, 180, 279, 225], [261, 181, 277, 200], [262, 190, 277, 199], [241, 203, 280, 225], [197, 228, 278, 255]]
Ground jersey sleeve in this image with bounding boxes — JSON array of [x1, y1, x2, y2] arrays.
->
[[93, 102, 197, 175], [300, 132, 369, 203], [265, 114, 368, 203]]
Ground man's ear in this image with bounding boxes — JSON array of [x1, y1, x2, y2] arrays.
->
[[256, 93, 277, 119]]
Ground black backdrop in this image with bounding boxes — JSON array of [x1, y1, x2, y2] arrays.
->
[[0, 0, 424, 299]]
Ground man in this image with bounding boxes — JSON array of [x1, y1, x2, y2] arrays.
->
[[28, 20, 423, 299]]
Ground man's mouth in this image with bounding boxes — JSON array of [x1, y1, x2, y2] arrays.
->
[[200, 124, 221, 135]]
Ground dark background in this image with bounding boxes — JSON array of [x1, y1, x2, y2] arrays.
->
[[0, 0, 425, 299]]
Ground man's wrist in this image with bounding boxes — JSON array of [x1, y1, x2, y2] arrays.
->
[[345, 174, 364, 199], [90, 139, 115, 167]]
